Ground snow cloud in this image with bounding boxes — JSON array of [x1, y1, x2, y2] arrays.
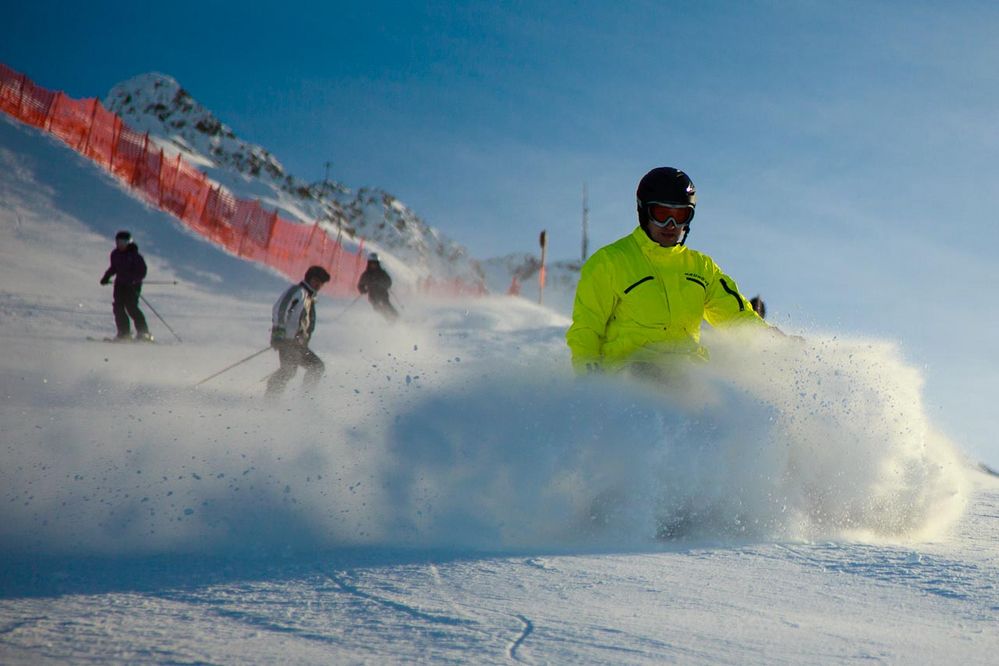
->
[[0, 326, 967, 557]]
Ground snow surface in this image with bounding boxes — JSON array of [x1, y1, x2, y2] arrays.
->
[[1, 114, 998, 663]]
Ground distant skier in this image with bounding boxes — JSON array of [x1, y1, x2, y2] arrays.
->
[[567, 167, 774, 379], [99, 230, 152, 342], [750, 295, 766, 319], [266, 265, 331, 399], [357, 253, 398, 321]]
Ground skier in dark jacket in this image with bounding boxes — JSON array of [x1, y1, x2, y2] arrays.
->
[[99, 230, 151, 341], [357, 253, 398, 321], [266, 265, 331, 398]]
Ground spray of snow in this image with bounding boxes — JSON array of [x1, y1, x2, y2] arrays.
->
[[374, 328, 967, 548], [0, 319, 967, 556]]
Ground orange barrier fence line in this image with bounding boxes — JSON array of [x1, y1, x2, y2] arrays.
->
[[0, 63, 486, 299]]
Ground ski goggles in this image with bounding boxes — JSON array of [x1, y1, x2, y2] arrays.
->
[[646, 202, 695, 228]]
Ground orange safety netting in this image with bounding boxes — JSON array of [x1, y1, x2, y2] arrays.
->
[[1, 63, 486, 299]]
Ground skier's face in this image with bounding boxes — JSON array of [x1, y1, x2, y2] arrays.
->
[[646, 219, 685, 247], [643, 203, 691, 247], [115, 238, 129, 250], [307, 277, 327, 292]]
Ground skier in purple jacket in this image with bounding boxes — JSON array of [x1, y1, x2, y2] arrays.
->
[[99, 230, 151, 341]]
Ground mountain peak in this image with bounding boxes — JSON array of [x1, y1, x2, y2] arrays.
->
[[107, 73, 219, 133], [101, 72, 492, 290], [105, 73, 251, 159]]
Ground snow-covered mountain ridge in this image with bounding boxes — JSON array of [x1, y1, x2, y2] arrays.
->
[[104, 73, 498, 291]]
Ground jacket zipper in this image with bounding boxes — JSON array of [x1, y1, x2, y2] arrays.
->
[[639, 243, 671, 328]]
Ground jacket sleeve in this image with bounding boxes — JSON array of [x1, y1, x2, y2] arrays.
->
[[702, 262, 766, 329], [135, 253, 147, 284], [566, 253, 617, 373], [101, 252, 116, 283], [272, 285, 299, 337]]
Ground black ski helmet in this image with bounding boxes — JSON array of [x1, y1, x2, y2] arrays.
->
[[636, 167, 696, 244], [304, 265, 331, 284], [115, 230, 132, 241]]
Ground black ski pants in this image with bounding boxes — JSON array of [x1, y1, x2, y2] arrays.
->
[[113, 283, 149, 338], [266, 342, 324, 397], [368, 290, 398, 321]]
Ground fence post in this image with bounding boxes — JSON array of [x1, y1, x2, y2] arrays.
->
[[130, 132, 147, 187], [110, 116, 120, 171], [44, 91, 60, 132], [266, 210, 278, 250], [202, 185, 214, 235], [14, 74, 23, 116], [82, 98, 99, 157], [196, 169, 209, 225], [235, 201, 249, 258], [160, 150, 174, 209], [16, 73, 26, 118], [156, 148, 165, 207]]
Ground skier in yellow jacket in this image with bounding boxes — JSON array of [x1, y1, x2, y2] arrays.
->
[[567, 167, 768, 376]]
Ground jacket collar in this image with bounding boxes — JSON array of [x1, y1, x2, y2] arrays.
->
[[630, 226, 685, 257], [299, 280, 316, 296]]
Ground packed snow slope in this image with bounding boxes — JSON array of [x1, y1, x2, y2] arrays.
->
[[1, 114, 997, 663]]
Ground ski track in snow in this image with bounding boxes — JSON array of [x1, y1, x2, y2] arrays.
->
[[325, 568, 473, 627], [429, 561, 537, 663], [507, 614, 534, 663], [321, 560, 543, 662]]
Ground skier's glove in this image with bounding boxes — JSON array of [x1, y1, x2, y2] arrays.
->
[[270, 327, 285, 349], [100, 276, 110, 285]]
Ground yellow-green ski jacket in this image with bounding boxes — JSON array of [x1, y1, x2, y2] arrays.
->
[[566, 226, 765, 373]]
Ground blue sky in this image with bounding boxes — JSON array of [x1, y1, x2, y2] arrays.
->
[[9, 1, 998, 258], [4, 1, 999, 463]]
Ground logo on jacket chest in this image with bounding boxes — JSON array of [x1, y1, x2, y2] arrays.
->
[[684, 272, 707, 289]]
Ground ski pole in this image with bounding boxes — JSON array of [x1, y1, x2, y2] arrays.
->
[[143, 280, 179, 285], [195, 346, 271, 387], [330, 294, 362, 322], [139, 294, 183, 342]]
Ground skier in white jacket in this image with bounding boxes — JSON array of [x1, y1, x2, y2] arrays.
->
[[266, 265, 331, 398]]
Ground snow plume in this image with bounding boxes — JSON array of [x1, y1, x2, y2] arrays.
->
[[379, 330, 969, 549], [697, 330, 969, 542], [0, 322, 967, 557]]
